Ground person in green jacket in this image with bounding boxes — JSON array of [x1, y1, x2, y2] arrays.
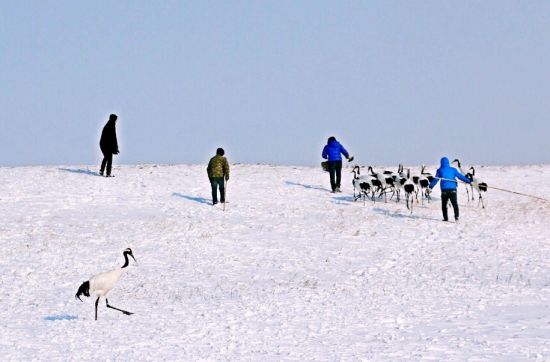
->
[[207, 148, 230, 205]]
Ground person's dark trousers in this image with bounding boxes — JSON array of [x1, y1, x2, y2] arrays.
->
[[327, 160, 343, 192], [441, 189, 459, 221], [100, 149, 113, 176], [210, 177, 225, 204]]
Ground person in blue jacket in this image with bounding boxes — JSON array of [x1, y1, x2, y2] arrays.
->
[[322, 136, 352, 193], [429, 156, 472, 222]]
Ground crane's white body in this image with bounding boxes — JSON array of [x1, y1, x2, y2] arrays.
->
[[89, 267, 125, 297]]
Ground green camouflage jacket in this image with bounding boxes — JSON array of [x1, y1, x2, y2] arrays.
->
[[207, 155, 230, 179]]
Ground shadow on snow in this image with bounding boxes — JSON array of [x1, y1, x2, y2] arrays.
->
[[59, 168, 100, 176], [372, 207, 441, 222], [285, 181, 331, 192], [332, 195, 355, 203], [44, 315, 78, 321], [172, 192, 211, 205]]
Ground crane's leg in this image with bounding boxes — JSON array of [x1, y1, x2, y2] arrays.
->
[[106, 298, 134, 315], [479, 193, 485, 208], [95, 297, 100, 320]]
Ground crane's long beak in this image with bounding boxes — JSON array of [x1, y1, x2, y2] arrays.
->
[[130, 254, 138, 265]]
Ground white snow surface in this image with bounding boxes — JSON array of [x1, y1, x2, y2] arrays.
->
[[1, 163, 550, 360]]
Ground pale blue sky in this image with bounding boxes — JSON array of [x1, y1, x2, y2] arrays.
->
[[1, 1, 548, 167]]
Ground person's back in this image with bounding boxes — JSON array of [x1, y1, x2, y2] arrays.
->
[[430, 157, 470, 190], [322, 138, 349, 162], [207, 155, 229, 179]]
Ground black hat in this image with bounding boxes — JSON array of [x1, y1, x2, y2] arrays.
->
[[109, 114, 118, 121], [216, 148, 225, 156], [328, 136, 336, 142]]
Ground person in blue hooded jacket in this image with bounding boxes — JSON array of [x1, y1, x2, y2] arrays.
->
[[429, 157, 472, 222], [322, 136, 352, 193]]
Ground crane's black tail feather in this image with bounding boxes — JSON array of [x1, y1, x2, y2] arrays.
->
[[75, 281, 90, 301]]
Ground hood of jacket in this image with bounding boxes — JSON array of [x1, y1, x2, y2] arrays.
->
[[440, 157, 450, 168], [105, 119, 117, 128]]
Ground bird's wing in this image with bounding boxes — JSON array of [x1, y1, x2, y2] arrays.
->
[[90, 268, 123, 294]]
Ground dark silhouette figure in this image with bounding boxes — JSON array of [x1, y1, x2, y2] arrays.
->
[[99, 114, 119, 177]]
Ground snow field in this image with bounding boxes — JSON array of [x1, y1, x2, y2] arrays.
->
[[0, 164, 549, 360]]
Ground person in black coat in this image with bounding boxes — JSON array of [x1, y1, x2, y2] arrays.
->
[[99, 114, 119, 177]]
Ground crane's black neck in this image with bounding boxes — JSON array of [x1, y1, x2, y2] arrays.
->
[[122, 252, 130, 268]]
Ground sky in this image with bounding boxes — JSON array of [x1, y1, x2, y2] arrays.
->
[[1, 1, 549, 167]]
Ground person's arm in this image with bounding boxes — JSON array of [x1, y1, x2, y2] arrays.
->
[[429, 169, 440, 189], [322, 145, 328, 160], [455, 169, 471, 184], [113, 132, 119, 154], [340, 145, 350, 159], [207, 159, 213, 179], [99, 127, 105, 145], [223, 158, 230, 180]]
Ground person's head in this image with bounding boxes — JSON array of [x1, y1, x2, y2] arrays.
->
[[107, 113, 118, 126], [440, 157, 450, 167], [327, 136, 336, 143], [216, 148, 225, 156]]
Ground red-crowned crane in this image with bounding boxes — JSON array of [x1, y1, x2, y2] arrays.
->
[[468, 166, 488, 208], [403, 169, 418, 212], [75, 248, 137, 320], [452, 159, 474, 201]]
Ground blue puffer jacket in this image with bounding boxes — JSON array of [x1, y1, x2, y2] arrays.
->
[[429, 157, 471, 190], [322, 139, 349, 161]]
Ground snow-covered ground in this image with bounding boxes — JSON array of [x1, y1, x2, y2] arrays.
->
[[1, 163, 549, 360]]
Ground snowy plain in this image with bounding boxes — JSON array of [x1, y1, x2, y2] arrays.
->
[[0, 163, 549, 361]]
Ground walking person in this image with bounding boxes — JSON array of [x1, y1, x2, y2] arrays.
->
[[207, 148, 230, 205], [99, 114, 119, 177], [322, 136, 352, 193], [428, 157, 472, 222]]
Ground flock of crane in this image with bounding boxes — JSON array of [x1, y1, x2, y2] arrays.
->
[[351, 159, 488, 211]]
